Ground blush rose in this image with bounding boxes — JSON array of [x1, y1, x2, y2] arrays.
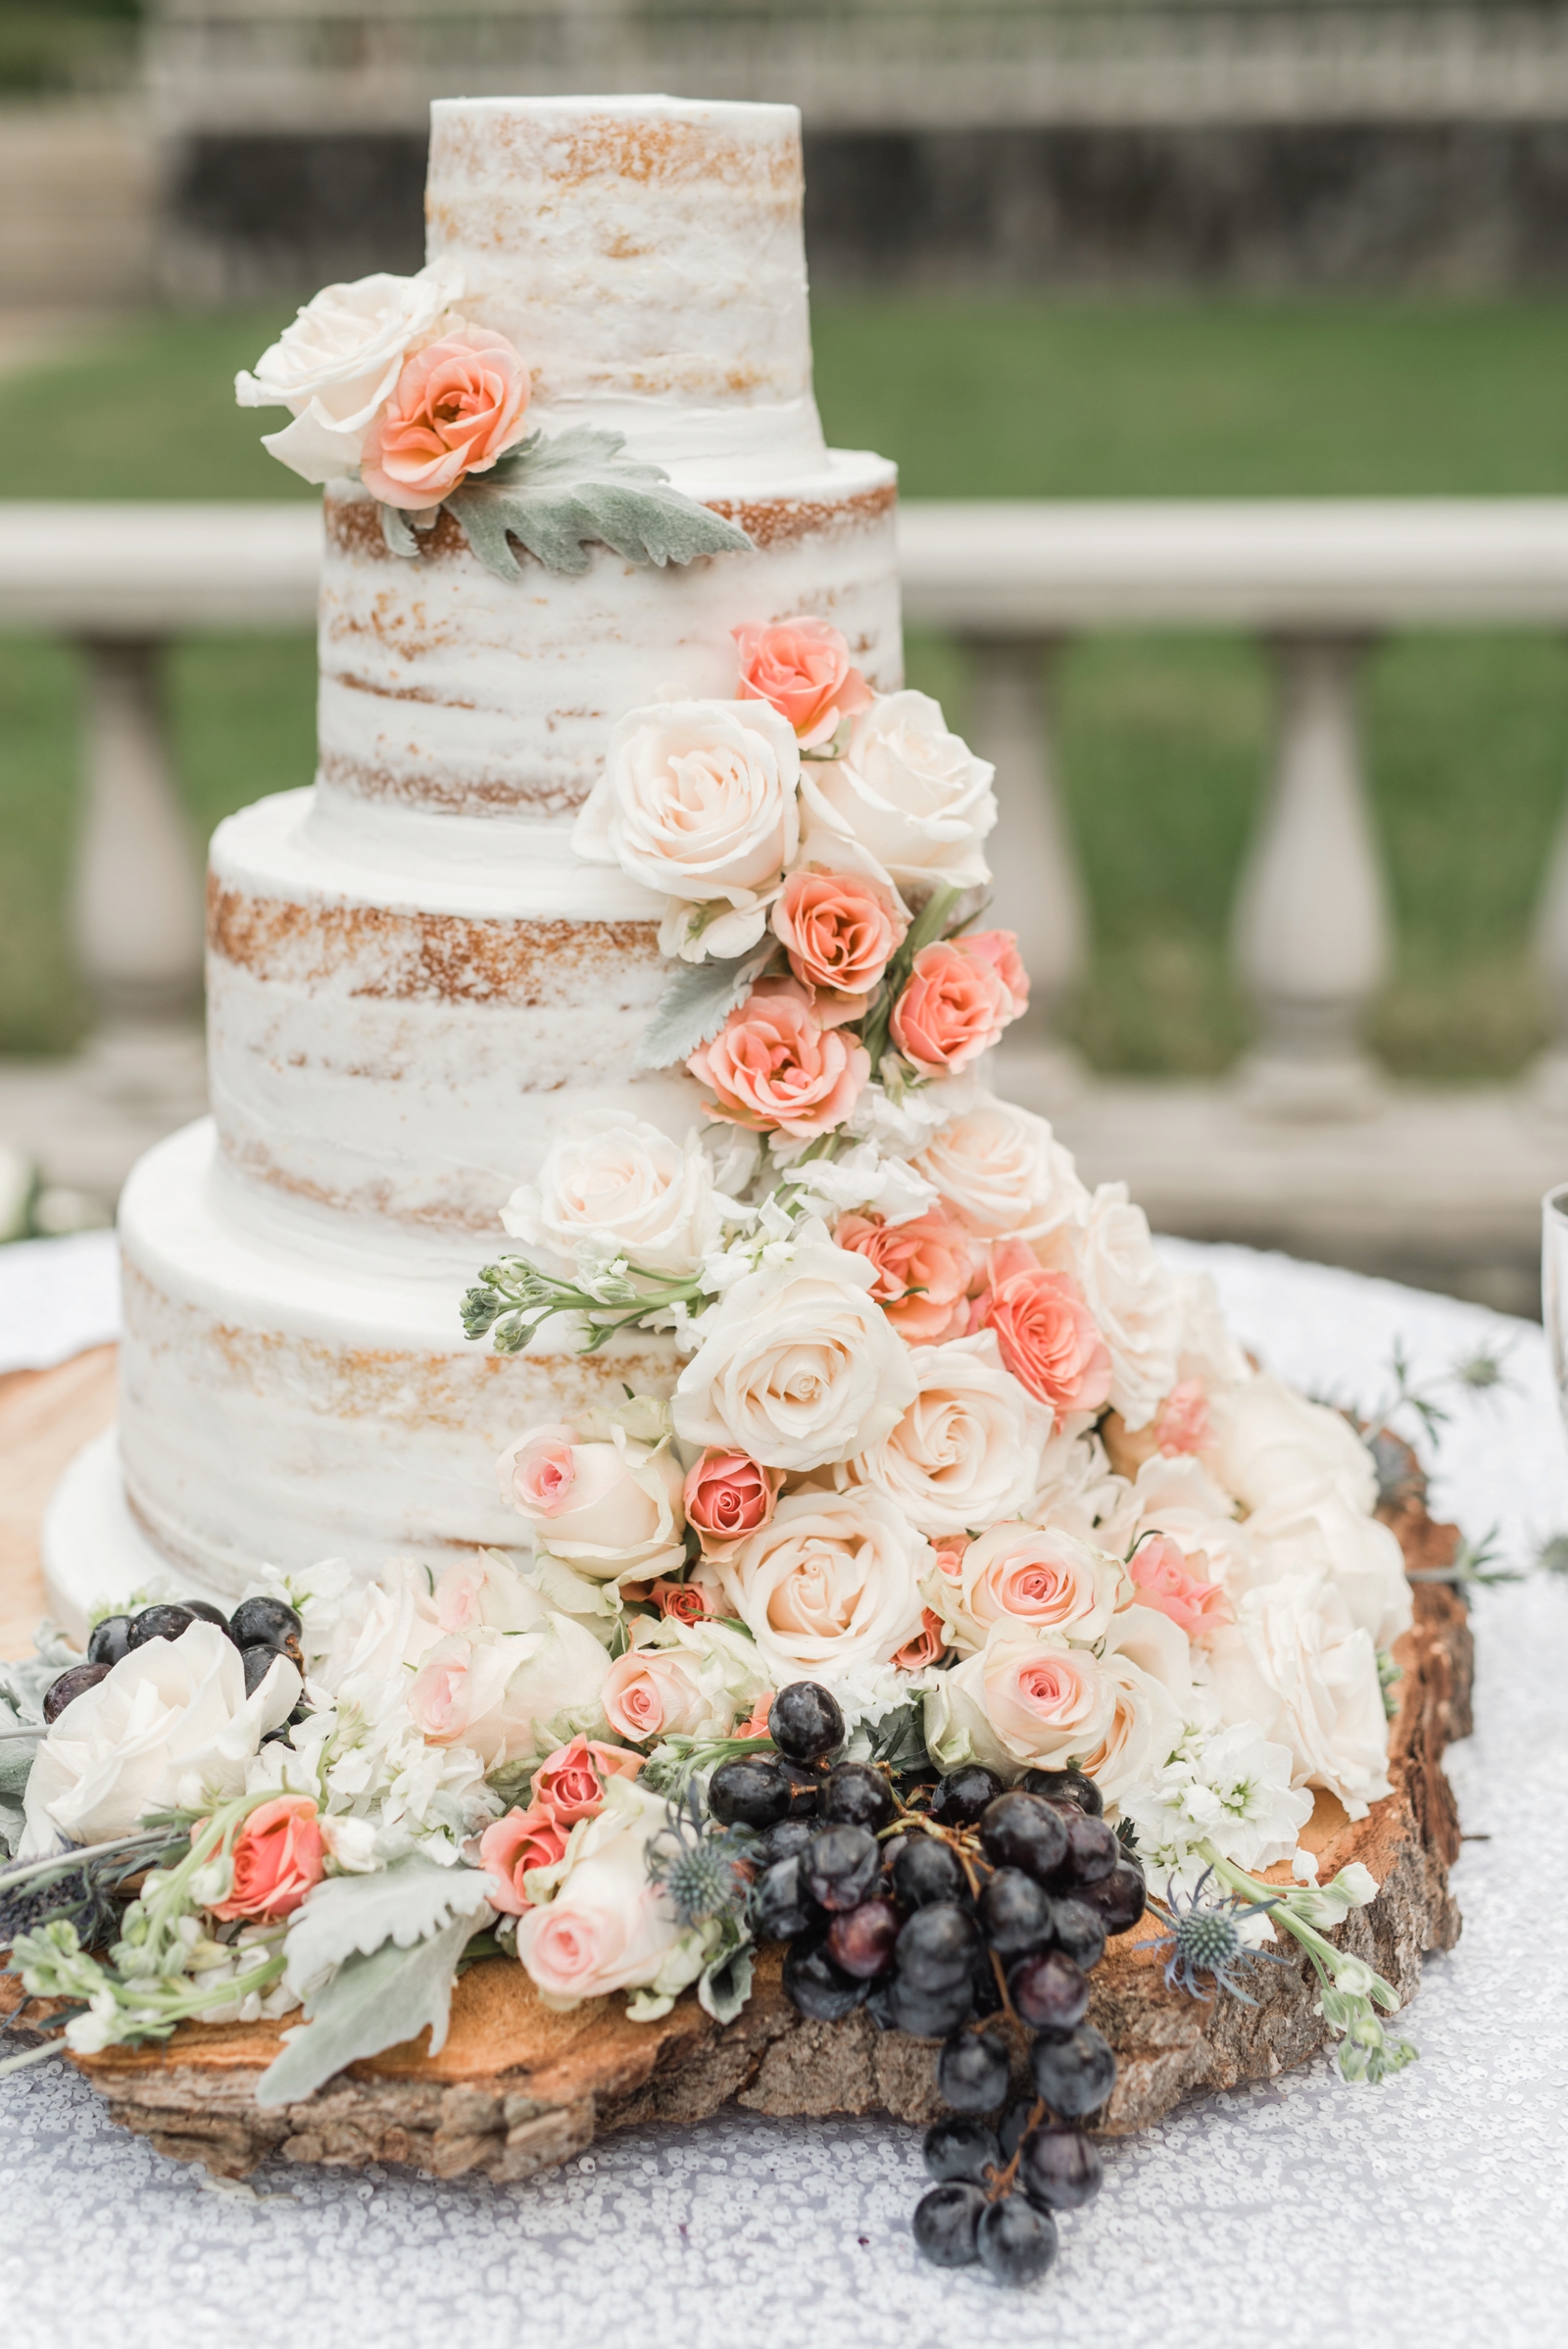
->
[[772, 866, 906, 1009], [688, 978, 869, 1140], [360, 327, 530, 509], [834, 1205, 973, 1345], [971, 1239, 1113, 1414], [209, 1795, 325, 1923], [733, 616, 873, 748], [1127, 1534, 1234, 1641], [890, 936, 1017, 1077]]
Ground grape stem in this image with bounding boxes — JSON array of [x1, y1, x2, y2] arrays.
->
[[985, 2096, 1045, 2201]]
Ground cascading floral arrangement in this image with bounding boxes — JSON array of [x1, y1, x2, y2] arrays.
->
[[2, 613, 1428, 2289]]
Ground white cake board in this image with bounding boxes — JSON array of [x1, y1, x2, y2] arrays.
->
[[41, 1428, 228, 1639]]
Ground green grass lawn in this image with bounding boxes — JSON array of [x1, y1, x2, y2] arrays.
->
[[3, 296, 1568, 1072]]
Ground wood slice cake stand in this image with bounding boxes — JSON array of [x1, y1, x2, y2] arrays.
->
[[2, 1491, 1472, 2188]]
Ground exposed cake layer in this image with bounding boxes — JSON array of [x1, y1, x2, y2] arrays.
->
[[318, 454, 899, 817], [117, 1119, 678, 1594], [426, 95, 820, 468], [208, 788, 705, 1234]]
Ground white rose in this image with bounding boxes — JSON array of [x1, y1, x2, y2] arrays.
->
[[911, 1096, 1089, 1245], [1206, 1572, 1393, 1818], [502, 1109, 723, 1278], [1054, 1183, 1180, 1432], [1129, 1452, 1253, 1586], [843, 1331, 1051, 1538], [929, 1521, 1125, 1657], [515, 1778, 706, 2010], [498, 1421, 687, 1582], [712, 1488, 929, 1692], [19, 1624, 299, 1856], [1171, 1270, 1251, 1395], [407, 1615, 610, 1769], [1077, 1605, 1194, 1810], [1027, 1430, 1140, 1551], [572, 700, 801, 951], [1209, 1374, 1377, 1514], [801, 690, 997, 889], [673, 1230, 917, 1471], [602, 1617, 769, 1744], [1238, 1477, 1413, 1651], [234, 258, 464, 484]]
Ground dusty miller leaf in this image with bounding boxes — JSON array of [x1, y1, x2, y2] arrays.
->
[[281, 1859, 499, 1997], [635, 940, 778, 1072], [698, 1940, 754, 2026], [256, 1911, 481, 2107], [445, 425, 754, 581]]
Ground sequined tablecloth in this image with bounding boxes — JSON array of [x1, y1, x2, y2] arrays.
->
[[4, 1239, 1567, 2349]]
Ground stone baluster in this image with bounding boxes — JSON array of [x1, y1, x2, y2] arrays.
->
[[963, 635, 1088, 1103], [1232, 634, 1390, 1120]]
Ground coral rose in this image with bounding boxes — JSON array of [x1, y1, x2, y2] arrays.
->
[[688, 978, 868, 1140], [834, 1205, 973, 1345], [972, 1239, 1113, 1414], [891, 937, 1014, 1078], [892, 1607, 949, 1672], [1128, 1534, 1233, 1642], [532, 1734, 643, 1824], [478, 1802, 569, 1916], [210, 1794, 324, 1923], [360, 327, 530, 508], [651, 1578, 715, 1623], [684, 1450, 779, 1545], [772, 866, 906, 1008], [733, 615, 873, 748]]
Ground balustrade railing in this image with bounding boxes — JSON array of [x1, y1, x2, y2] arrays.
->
[[7, 496, 1568, 1123]]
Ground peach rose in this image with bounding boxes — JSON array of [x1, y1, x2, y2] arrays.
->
[[688, 978, 869, 1140], [772, 866, 906, 1006], [210, 1795, 324, 1924], [972, 1240, 1113, 1414], [890, 937, 1013, 1077], [360, 327, 530, 509], [956, 929, 1030, 1021], [684, 1450, 780, 1546], [932, 1539, 968, 1580], [602, 1645, 710, 1743], [651, 1578, 716, 1623], [892, 1607, 949, 1672], [533, 1734, 643, 1825], [1152, 1380, 1213, 1457], [835, 1205, 974, 1345], [478, 1802, 570, 1916], [1128, 1534, 1233, 1642], [733, 616, 873, 749]]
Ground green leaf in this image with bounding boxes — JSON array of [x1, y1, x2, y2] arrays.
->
[[635, 940, 778, 1071], [698, 1939, 754, 2026], [445, 425, 754, 581], [281, 1858, 499, 1997], [256, 1912, 482, 2107]]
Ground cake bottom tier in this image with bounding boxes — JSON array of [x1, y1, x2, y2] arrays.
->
[[49, 1119, 676, 1612]]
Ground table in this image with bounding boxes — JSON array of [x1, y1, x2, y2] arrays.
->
[[4, 1237, 1567, 2349]]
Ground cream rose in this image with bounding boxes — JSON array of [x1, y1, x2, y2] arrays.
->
[[801, 691, 997, 889], [673, 1230, 917, 1472], [572, 700, 801, 956], [601, 1617, 769, 1744], [843, 1331, 1051, 1539], [930, 1521, 1125, 1657], [502, 1109, 722, 1278], [925, 1626, 1112, 1782], [1209, 1374, 1378, 1515], [19, 1623, 299, 1856], [1238, 1477, 1413, 1651], [407, 1614, 611, 1770], [911, 1097, 1089, 1246], [1075, 1606, 1194, 1809], [498, 1421, 687, 1582], [234, 258, 463, 485], [711, 1488, 929, 1690], [1052, 1184, 1180, 1432], [514, 1778, 707, 2010], [1206, 1573, 1393, 1818]]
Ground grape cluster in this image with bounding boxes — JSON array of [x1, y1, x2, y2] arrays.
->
[[717, 1682, 1147, 2288], [41, 1597, 308, 1729]]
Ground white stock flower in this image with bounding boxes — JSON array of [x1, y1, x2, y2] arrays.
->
[[1054, 1183, 1181, 1432], [770, 1135, 939, 1225], [234, 258, 464, 484], [711, 1488, 929, 1697], [844, 1073, 976, 1159], [928, 1521, 1125, 1657], [673, 1227, 917, 1471], [911, 1096, 1089, 1245], [1208, 1374, 1377, 1515], [572, 700, 801, 950], [843, 1331, 1051, 1538], [20, 1624, 299, 1855], [1206, 1572, 1394, 1818], [1239, 1477, 1413, 1651], [801, 691, 997, 890], [514, 1777, 708, 2011], [1120, 1720, 1313, 1877], [501, 1110, 724, 1279]]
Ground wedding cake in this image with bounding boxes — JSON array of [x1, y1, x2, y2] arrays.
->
[[44, 94, 901, 1611]]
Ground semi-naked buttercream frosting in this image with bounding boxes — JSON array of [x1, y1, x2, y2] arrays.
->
[[43, 93, 906, 1616]]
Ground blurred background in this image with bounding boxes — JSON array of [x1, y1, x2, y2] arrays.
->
[[9, 1, 1568, 1310]]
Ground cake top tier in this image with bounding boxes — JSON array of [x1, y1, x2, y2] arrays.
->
[[425, 95, 824, 469]]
